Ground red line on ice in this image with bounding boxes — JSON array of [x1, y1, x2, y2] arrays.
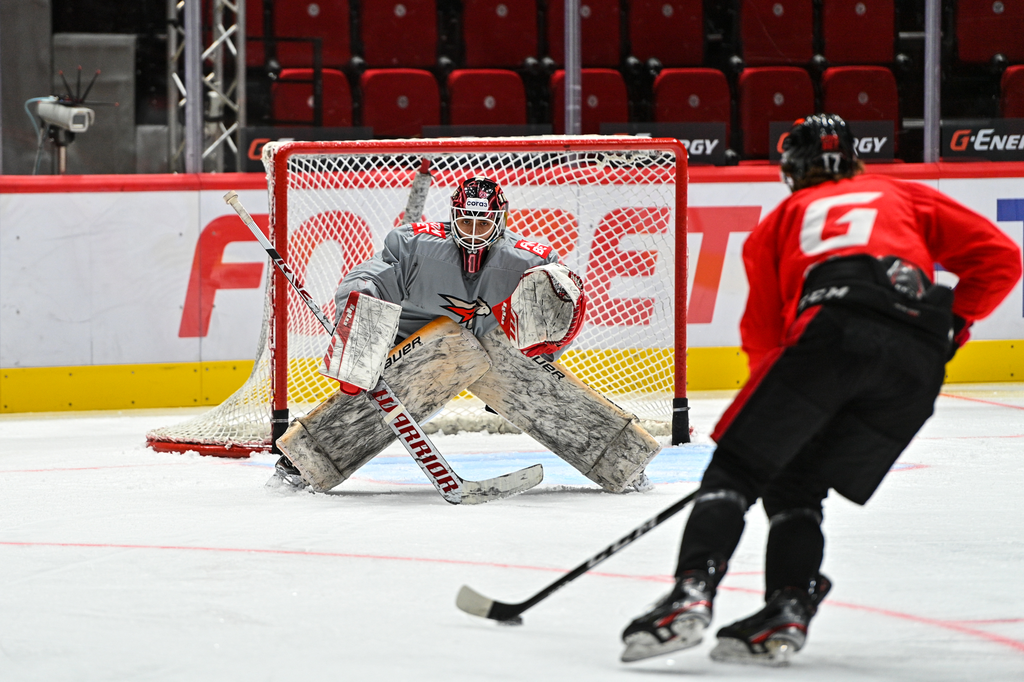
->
[[3, 540, 1021, 653], [939, 393, 1024, 411], [719, 585, 1024, 653]]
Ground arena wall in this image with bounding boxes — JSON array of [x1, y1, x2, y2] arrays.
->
[[1, 163, 1022, 413]]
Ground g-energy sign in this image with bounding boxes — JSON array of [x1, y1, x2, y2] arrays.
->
[[943, 119, 1024, 161]]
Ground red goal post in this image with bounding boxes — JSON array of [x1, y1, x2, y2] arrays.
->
[[147, 136, 689, 457]]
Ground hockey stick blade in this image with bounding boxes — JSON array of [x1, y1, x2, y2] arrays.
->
[[459, 463, 544, 506], [456, 489, 700, 622], [367, 378, 542, 505]]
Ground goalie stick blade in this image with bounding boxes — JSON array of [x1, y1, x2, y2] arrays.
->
[[459, 463, 543, 505], [456, 586, 524, 624]]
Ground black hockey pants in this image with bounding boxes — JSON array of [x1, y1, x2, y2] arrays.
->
[[675, 303, 948, 598]]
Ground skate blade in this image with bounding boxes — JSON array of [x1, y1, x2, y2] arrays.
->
[[621, 620, 704, 663], [709, 637, 795, 667], [264, 471, 309, 494]]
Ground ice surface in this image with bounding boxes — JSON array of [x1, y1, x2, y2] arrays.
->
[[1, 385, 1022, 681]]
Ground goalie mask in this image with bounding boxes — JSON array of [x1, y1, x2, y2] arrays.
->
[[450, 176, 508, 274], [780, 113, 857, 191]]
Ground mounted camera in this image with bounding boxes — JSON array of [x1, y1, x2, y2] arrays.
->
[[36, 100, 95, 133]]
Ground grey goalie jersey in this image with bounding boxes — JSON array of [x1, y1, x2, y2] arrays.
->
[[335, 221, 560, 342]]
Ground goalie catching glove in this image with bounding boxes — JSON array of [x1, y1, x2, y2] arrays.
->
[[320, 292, 402, 394], [493, 263, 587, 357]]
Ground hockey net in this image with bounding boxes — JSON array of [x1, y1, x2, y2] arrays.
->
[[147, 137, 688, 457]]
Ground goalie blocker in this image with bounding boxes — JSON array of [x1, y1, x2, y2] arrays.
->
[[278, 317, 660, 493]]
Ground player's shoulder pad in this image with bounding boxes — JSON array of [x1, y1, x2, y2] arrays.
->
[[410, 222, 448, 240], [513, 239, 554, 259]]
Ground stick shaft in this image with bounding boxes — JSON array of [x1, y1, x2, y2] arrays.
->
[[490, 489, 699, 618], [224, 190, 334, 335]]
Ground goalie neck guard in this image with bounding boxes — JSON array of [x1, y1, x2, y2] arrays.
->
[[780, 113, 859, 192], [450, 176, 509, 274]]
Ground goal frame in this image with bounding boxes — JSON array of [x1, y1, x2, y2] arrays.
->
[[266, 137, 690, 447]]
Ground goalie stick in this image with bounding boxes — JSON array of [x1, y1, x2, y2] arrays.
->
[[223, 190, 542, 505], [456, 488, 700, 622]]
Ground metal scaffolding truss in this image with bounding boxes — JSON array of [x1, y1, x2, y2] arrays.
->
[[167, 0, 246, 173]]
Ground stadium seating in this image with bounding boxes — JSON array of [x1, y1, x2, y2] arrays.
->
[[546, 0, 620, 67], [821, 66, 898, 121], [361, 0, 438, 68], [245, 0, 265, 67], [273, 0, 351, 68], [956, 0, 1024, 64], [628, 1, 704, 67], [738, 66, 814, 157], [1001, 66, 1024, 118], [462, 0, 538, 68], [822, 0, 894, 65], [447, 69, 528, 125], [360, 69, 440, 137], [271, 68, 352, 126], [653, 68, 732, 142], [739, 0, 813, 66], [550, 68, 628, 134]]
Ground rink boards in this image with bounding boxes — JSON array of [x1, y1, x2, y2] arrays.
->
[[1, 164, 1022, 412]]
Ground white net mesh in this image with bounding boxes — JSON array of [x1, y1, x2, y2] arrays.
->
[[148, 137, 685, 453]]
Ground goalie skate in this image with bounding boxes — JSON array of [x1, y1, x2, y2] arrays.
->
[[709, 575, 831, 667], [620, 571, 714, 662], [265, 455, 309, 492]]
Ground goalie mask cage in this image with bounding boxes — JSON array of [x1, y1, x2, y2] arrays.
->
[[147, 137, 689, 457]]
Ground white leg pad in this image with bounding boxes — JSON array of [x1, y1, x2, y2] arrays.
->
[[277, 318, 491, 491], [468, 327, 661, 492]]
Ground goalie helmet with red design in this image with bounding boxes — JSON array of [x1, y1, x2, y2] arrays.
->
[[450, 176, 509, 273], [780, 113, 860, 191]]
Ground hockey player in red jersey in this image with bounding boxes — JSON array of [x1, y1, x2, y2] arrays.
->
[[620, 114, 1022, 665]]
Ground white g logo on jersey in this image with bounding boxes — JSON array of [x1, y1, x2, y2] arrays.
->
[[800, 192, 883, 255]]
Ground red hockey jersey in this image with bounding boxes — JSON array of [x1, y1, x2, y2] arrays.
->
[[741, 174, 1022, 371]]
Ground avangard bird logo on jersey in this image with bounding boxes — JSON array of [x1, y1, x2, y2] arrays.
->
[[440, 294, 491, 330]]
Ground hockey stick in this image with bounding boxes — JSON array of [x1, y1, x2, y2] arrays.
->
[[223, 190, 543, 505], [399, 157, 432, 225], [456, 488, 700, 623]]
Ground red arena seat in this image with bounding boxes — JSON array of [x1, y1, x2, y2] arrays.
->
[[361, 1, 438, 68], [550, 68, 628, 134], [629, 1, 704, 67], [1001, 66, 1024, 118], [447, 69, 527, 126], [462, 0, 538, 68], [273, 0, 350, 68], [822, 0, 894, 65], [957, 0, 1024, 64], [547, 0, 621, 67], [653, 68, 732, 142], [360, 69, 440, 137], [821, 66, 898, 122], [245, 0, 265, 67], [271, 68, 352, 126], [738, 66, 814, 157], [740, 0, 813, 66]]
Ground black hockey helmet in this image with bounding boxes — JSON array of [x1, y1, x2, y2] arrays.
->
[[780, 113, 858, 191], [450, 176, 509, 273]]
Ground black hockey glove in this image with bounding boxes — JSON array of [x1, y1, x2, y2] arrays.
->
[[948, 314, 970, 361]]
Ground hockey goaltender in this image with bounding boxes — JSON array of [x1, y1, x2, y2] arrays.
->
[[267, 176, 660, 496]]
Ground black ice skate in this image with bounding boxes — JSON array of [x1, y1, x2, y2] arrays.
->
[[709, 574, 831, 667], [620, 570, 715, 662], [265, 455, 308, 491]]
